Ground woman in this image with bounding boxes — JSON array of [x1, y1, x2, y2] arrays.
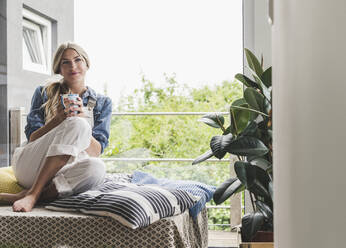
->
[[0, 42, 112, 212]]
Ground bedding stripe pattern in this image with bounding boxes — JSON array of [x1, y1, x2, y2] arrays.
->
[[46, 181, 199, 229], [131, 171, 216, 218]]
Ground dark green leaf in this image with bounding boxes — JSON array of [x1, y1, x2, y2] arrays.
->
[[241, 211, 265, 242], [226, 136, 269, 157], [268, 181, 273, 200], [210, 133, 233, 159], [230, 106, 268, 119], [245, 48, 263, 77], [198, 113, 225, 129], [246, 66, 271, 101], [244, 88, 265, 113], [223, 126, 232, 135], [192, 150, 214, 165], [255, 200, 273, 221], [235, 73, 259, 89], [234, 184, 246, 194], [213, 178, 243, 204], [232, 98, 247, 106], [230, 99, 251, 135], [240, 121, 258, 137], [255, 122, 272, 146], [246, 155, 258, 162], [234, 161, 271, 198], [264, 100, 271, 115], [250, 157, 271, 171], [267, 130, 272, 138], [261, 67, 272, 88]]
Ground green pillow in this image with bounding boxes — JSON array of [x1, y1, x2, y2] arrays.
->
[[0, 167, 23, 203]]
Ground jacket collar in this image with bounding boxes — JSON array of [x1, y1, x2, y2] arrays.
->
[[82, 86, 97, 100]]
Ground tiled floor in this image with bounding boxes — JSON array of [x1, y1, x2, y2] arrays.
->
[[208, 230, 239, 248]]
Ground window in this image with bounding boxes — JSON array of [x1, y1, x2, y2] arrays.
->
[[22, 8, 51, 74]]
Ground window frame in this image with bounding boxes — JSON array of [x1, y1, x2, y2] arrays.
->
[[22, 8, 52, 74]]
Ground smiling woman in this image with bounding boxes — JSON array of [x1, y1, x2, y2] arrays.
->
[[0, 42, 112, 212], [59, 51, 88, 85]]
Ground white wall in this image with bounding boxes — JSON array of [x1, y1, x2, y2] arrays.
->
[[273, 0, 346, 247], [0, 0, 74, 166], [243, 0, 272, 69]]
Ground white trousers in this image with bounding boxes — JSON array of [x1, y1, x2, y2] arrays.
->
[[12, 117, 106, 198]]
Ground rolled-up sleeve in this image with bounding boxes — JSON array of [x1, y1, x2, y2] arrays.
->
[[24, 86, 45, 141], [92, 97, 112, 154]]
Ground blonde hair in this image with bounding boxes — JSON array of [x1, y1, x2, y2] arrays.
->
[[42, 42, 90, 123]]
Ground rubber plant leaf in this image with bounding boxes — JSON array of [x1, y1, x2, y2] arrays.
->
[[198, 113, 225, 129], [241, 211, 265, 242], [225, 136, 269, 157], [192, 150, 214, 165], [250, 157, 272, 171], [223, 125, 232, 135], [230, 98, 251, 135], [268, 181, 273, 200], [245, 48, 264, 77], [255, 200, 273, 221], [235, 73, 259, 89], [261, 67, 272, 88], [234, 161, 271, 199], [213, 178, 243, 204], [244, 87, 266, 113], [246, 66, 271, 101], [210, 133, 233, 159], [239, 121, 258, 137]]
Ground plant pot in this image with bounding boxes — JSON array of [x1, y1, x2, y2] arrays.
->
[[239, 231, 273, 248], [239, 242, 274, 248], [252, 231, 273, 242]]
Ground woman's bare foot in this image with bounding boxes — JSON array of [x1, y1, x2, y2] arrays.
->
[[0, 189, 28, 203], [12, 194, 38, 212]]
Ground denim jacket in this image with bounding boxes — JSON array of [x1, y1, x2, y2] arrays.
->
[[24, 86, 112, 154]]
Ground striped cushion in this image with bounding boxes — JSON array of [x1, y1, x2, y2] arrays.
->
[[46, 181, 199, 229]]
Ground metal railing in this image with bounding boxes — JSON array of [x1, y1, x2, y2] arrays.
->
[[102, 157, 228, 162], [104, 111, 230, 163], [111, 111, 229, 116]]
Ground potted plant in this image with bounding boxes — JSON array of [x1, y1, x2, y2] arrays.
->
[[193, 49, 273, 245]]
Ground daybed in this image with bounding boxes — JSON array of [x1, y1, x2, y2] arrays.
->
[[1, 108, 215, 247], [0, 170, 213, 248], [0, 206, 208, 248]]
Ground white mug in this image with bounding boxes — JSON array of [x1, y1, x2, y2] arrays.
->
[[61, 94, 79, 114]]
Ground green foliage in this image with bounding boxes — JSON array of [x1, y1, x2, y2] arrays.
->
[[192, 49, 273, 241], [103, 74, 242, 231], [104, 74, 242, 159]]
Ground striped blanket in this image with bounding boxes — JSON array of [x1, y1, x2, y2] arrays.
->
[[46, 172, 215, 229]]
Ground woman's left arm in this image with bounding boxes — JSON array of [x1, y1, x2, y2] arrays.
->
[[86, 97, 112, 157]]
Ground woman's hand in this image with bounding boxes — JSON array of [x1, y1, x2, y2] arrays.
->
[[54, 97, 85, 123], [55, 101, 68, 123], [66, 97, 86, 118]]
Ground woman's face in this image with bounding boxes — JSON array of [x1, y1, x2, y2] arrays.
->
[[59, 48, 88, 85]]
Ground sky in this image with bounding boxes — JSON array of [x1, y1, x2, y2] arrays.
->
[[74, 0, 243, 105]]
